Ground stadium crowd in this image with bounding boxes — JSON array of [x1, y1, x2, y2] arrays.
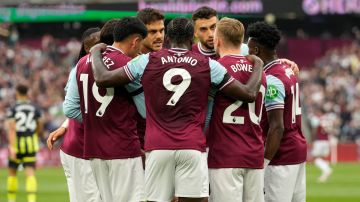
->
[[0, 35, 79, 147], [301, 42, 360, 142]]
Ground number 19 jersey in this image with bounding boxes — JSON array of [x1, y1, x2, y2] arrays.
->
[[124, 48, 232, 152], [76, 46, 141, 159], [207, 55, 267, 169]]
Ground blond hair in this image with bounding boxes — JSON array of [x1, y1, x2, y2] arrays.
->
[[216, 17, 245, 47]]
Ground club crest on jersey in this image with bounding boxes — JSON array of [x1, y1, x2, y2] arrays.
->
[[285, 67, 295, 79], [266, 85, 279, 100]]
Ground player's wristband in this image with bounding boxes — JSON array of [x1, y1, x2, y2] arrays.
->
[[264, 158, 270, 168], [61, 119, 69, 129]]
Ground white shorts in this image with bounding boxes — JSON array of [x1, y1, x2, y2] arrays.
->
[[60, 150, 101, 202], [90, 157, 145, 202], [209, 168, 264, 202], [312, 140, 330, 157], [264, 163, 306, 202], [145, 150, 209, 202]]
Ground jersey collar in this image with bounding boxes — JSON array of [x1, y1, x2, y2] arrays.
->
[[264, 59, 282, 72], [198, 42, 216, 56]]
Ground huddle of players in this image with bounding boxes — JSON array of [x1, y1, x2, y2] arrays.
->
[[47, 6, 306, 202]]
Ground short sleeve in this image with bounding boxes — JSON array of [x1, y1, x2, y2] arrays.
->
[[209, 59, 233, 86], [265, 75, 286, 111], [124, 54, 150, 82], [240, 43, 249, 56]]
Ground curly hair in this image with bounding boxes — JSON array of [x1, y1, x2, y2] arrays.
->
[[137, 8, 164, 25], [167, 17, 194, 45], [247, 21, 281, 50]]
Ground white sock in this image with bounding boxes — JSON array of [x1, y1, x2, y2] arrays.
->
[[314, 158, 331, 173]]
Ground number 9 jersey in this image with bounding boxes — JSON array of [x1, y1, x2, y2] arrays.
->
[[260, 59, 307, 165], [124, 48, 232, 152]]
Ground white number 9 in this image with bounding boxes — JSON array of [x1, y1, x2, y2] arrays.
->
[[163, 68, 191, 106]]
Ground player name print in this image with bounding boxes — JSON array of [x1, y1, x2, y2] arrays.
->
[[230, 62, 253, 73], [161, 55, 198, 66]]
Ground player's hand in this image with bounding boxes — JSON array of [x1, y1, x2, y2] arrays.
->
[[8, 146, 16, 160], [89, 43, 107, 54], [280, 58, 299, 77], [246, 54, 264, 69], [47, 127, 66, 150]]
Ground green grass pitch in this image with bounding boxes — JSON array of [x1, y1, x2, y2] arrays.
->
[[1, 163, 360, 202]]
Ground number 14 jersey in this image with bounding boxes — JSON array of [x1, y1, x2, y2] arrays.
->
[[260, 59, 307, 165], [124, 48, 233, 152]]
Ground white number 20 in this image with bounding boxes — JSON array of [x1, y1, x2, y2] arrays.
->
[[80, 73, 114, 117], [223, 85, 266, 125], [163, 68, 191, 106]]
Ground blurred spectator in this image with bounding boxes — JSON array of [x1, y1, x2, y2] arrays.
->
[[301, 42, 360, 142], [0, 35, 80, 148]]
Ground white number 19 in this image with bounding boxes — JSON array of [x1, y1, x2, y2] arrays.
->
[[80, 73, 114, 117]]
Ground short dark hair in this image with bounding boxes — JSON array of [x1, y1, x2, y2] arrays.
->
[[113, 17, 148, 42], [192, 6, 217, 22], [100, 19, 119, 45], [247, 21, 281, 50], [78, 27, 100, 61], [137, 8, 164, 25], [16, 84, 28, 96], [167, 17, 194, 45]]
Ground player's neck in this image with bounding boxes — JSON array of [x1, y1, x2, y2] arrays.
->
[[219, 47, 241, 58], [140, 45, 152, 54], [199, 42, 213, 52], [16, 96, 28, 102], [170, 42, 191, 50], [262, 52, 278, 66], [112, 42, 128, 55]]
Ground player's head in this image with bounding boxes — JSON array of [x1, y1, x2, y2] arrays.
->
[[137, 8, 165, 52], [214, 17, 244, 55], [16, 84, 29, 99], [113, 17, 148, 58], [78, 27, 100, 61], [100, 19, 119, 45], [247, 21, 281, 58], [166, 17, 194, 49], [192, 6, 218, 50]]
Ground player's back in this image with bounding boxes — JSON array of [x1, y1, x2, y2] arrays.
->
[[208, 55, 267, 168], [261, 59, 307, 165], [76, 46, 140, 159], [7, 101, 41, 154], [142, 48, 211, 152]]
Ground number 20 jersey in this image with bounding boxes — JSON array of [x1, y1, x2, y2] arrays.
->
[[207, 55, 267, 169], [124, 48, 232, 152], [260, 59, 307, 165], [76, 46, 141, 159]]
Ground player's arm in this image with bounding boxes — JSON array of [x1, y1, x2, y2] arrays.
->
[[263, 75, 286, 166], [36, 117, 44, 138], [280, 58, 299, 77], [217, 55, 264, 102], [264, 109, 284, 162], [63, 67, 82, 122], [47, 119, 68, 150], [90, 43, 131, 87], [5, 108, 17, 160]]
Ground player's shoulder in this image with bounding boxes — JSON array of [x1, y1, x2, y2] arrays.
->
[[265, 60, 295, 83], [191, 43, 199, 53]]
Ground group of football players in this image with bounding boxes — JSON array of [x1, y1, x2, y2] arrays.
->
[[42, 6, 308, 202]]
